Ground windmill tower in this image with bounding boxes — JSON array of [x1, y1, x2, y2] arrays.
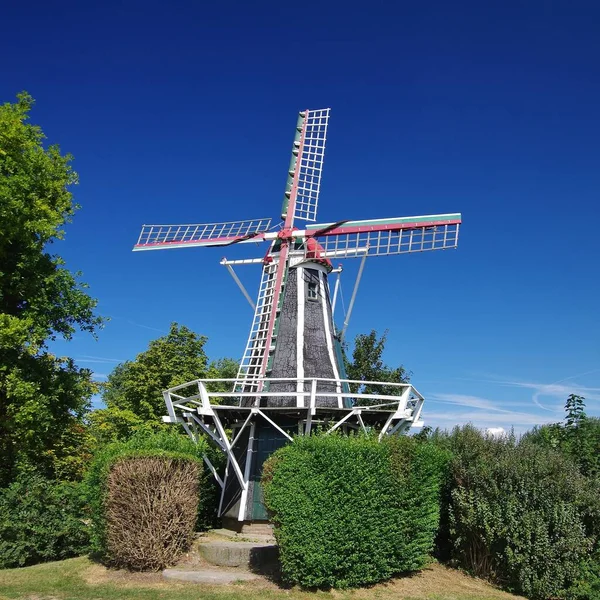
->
[[133, 108, 461, 528]]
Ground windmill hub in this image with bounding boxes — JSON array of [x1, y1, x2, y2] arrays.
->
[[133, 108, 462, 527], [277, 226, 298, 241]]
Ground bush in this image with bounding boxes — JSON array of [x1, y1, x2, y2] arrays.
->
[[437, 425, 600, 600], [262, 434, 449, 588], [0, 474, 89, 568], [105, 456, 200, 570], [85, 429, 207, 569]]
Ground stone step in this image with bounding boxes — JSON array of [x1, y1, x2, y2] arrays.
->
[[210, 528, 275, 544], [241, 523, 274, 536], [163, 568, 260, 584], [198, 540, 279, 571]]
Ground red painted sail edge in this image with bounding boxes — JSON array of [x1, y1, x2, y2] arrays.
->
[[308, 218, 461, 238], [133, 234, 265, 250]]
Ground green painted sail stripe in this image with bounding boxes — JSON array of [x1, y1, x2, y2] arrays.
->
[[306, 213, 461, 230]]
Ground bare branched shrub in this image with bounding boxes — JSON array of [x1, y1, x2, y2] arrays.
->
[[105, 457, 199, 571]]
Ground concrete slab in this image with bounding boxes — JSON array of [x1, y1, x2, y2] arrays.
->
[[198, 540, 279, 569], [163, 568, 260, 584]]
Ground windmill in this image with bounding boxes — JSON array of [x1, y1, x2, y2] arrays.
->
[[133, 108, 461, 529]]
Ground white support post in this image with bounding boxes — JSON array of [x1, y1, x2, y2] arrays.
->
[[238, 422, 256, 522], [198, 381, 211, 413], [327, 409, 357, 434], [211, 412, 247, 488], [255, 409, 293, 441], [378, 413, 395, 441], [339, 252, 367, 341], [222, 261, 256, 310], [356, 411, 368, 434], [218, 456, 230, 517], [412, 396, 425, 424], [305, 379, 317, 435], [296, 268, 305, 407], [163, 391, 177, 421], [203, 455, 224, 488]]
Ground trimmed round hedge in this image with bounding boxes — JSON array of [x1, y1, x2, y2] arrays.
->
[[84, 430, 208, 569], [262, 434, 449, 588]]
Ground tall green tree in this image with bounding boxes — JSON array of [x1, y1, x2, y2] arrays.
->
[[344, 329, 410, 394], [90, 323, 226, 443], [0, 93, 102, 486], [525, 395, 600, 479]]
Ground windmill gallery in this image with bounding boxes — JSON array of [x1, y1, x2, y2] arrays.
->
[[133, 109, 462, 528]]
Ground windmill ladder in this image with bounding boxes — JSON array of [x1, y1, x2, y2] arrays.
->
[[235, 261, 279, 394]]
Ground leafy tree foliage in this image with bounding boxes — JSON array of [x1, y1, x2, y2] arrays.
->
[[344, 329, 410, 394], [91, 324, 238, 443], [101, 323, 208, 422], [524, 395, 600, 479], [0, 93, 102, 486]]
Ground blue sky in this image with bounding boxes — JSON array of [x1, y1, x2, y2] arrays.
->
[[3, 0, 599, 432]]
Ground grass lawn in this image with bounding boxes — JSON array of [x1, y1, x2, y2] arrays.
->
[[0, 556, 523, 600]]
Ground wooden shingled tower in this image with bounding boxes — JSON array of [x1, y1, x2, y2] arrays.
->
[[133, 109, 461, 527]]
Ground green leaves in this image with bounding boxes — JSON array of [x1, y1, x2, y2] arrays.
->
[[0, 93, 103, 487], [262, 434, 448, 588], [0, 474, 90, 569], [100, 323, 209, 425], [344, 330, 410, 395], [439, 425, 600, 600]]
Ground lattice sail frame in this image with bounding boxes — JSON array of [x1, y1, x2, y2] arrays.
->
[[306, 214, 461, 259], [133, 218, 272, 250], [293, 108, 330, 222]]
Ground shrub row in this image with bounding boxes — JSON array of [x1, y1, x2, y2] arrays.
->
[[262, 434, 449, 588], [0, 474, 89, 569], [435, 425, 600, 600]]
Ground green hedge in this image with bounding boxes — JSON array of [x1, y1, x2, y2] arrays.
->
[[262, 434, 449, 588], [84, 429, 208, 560], [436, 425, 600, 600], [0, 474, 89, 568]]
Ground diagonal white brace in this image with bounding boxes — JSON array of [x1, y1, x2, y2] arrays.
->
[[255, 409, 293, 441], [203, 455, 224, 489], [378, 413, 396, 441], [339, 252, 367, 341], [326, 409, 357, 434], [188, 413, 226, 450], [231, 412, 254, 448], [211, 411, 247, 489], [356, 411, 368, 434], [222, 261, 256, 310]]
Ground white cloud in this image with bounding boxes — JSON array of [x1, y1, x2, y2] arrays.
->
[[486, 427, 506, 437], [76, 355, 125, 364]]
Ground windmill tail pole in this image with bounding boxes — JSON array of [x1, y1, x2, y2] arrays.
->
[[339, 252, 367, 341], [223, 261, 256, 309]]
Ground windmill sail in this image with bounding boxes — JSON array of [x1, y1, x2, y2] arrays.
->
[[281, 108, 330, 223], [133, 218, 272, 251], [305, 213, 461, 258]]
